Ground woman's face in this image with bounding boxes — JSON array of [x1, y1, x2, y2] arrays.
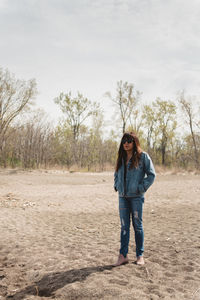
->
[[122, 135, 134, 152]]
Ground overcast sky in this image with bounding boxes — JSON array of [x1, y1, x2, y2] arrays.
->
[[1, 0, 200, 125]]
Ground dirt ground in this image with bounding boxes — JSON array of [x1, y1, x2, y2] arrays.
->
[[0, 169, 200, 300]]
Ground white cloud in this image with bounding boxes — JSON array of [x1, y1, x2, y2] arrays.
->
[[0, 0, 200, 123]]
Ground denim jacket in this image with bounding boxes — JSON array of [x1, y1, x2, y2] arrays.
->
[[114, 152, 155, 198]]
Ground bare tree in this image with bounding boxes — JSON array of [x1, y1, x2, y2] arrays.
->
[[0, 68, 37, 166], [142, 104, 157, 155], [179, 91, 199, 169], [154, 99, 177, 165], [14, 110, 53, 168], [142, 99, 177, 165], [54, 91, 100, 141], [106, 80, 141, 134], [0, 68, 37, 137]]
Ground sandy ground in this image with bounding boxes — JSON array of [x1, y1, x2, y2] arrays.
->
[[0, 169, 200, 300]]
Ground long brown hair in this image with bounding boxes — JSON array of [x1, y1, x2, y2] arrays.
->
[[115, 131, 142, 171]]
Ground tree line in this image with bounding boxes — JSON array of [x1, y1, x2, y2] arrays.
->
[[0, 68, 199, 170]]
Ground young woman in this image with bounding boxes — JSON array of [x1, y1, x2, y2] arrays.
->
[[114, 132, 155, 266]]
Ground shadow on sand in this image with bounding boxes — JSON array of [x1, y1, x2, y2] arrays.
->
[[7, 264, 115, 299]]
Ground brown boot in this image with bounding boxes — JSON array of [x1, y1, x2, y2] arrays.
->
[[136, 256, 144, 265], [113, 254, 129, 267]]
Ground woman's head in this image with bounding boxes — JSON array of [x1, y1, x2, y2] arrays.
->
[[116, 131, 142, 171]]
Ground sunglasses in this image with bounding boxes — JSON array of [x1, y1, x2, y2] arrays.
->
[[122, 137, 134, 144]]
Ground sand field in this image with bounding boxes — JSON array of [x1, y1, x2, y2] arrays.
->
[[0, 169, 200, 300]]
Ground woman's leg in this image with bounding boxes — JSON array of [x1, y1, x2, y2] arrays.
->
[[119, 197, 131, 258], [130, 198, 144, 258]]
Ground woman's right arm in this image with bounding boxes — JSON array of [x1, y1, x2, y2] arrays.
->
[[114, 171, 118, 191]]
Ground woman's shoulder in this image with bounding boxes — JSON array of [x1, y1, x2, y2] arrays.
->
[[140, 151, 151, 160], [140, 151, 147, 157]]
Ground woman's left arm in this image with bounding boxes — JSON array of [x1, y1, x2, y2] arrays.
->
[[138, 153, 156, 193]]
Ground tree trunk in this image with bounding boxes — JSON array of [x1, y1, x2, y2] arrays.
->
[[189, 117, 199, 169]]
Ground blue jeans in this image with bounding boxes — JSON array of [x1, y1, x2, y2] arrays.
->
[[119, 196, 144, 258]]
